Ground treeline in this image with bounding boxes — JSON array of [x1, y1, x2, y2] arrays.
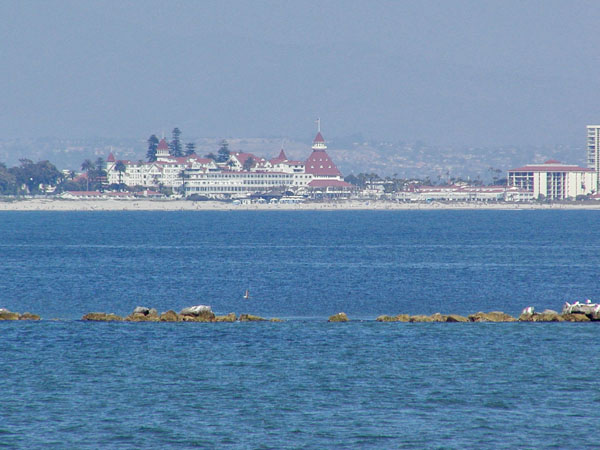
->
[[0, 159, 63, 195], [146, 128, 230, 163], [0, 157, 111, 195]]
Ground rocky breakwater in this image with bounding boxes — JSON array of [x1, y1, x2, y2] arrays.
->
[[0, 308, 40, 321], [519, 302, 600, 322], [82, 305, 282, 323], [375, 311, 513, 322]]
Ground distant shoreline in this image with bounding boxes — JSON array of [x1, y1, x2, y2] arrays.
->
[[2, 199, 600, 211]]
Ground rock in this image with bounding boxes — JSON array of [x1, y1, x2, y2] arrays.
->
[[19, 312, 41, 321], [132, 306, 150, 315], [0, 309, 20, 320], [82, 312, 123, 322], [535, 311, 564, 322], [125, 306, 160, 322], [180, 305, 212, 316], [409, 315, 434, 322], [239, 314, 267, 322], [445, 314, 468, 322], [180, 305, 215, 322], [215, 313, 237, 322], [468, 311, 516, 322], [160, 310, 180, 322], [328, 312, 348, 322], [376, 315, 398, 322], [430, 313, 447, 322], [520, 311, 564, 322], [126, 312, 159, 322], [395, 314, 410, 322], [562, 313, 591, 322]]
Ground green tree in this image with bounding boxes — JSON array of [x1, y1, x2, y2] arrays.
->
[[344, 174, 360, 186], [243, 156, 255, 171], [170, 128, 183, 157], [10, 159, 61, 194], [205, 152, 217, 161], [216, 140, 230, 163], [0, 162, 17, 194], [147, 134, 159, 162], [185, 142, 196, 156]]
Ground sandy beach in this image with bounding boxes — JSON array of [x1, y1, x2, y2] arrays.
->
[[1, 198, 600, 211]]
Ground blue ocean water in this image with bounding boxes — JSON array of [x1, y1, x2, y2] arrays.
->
[[1, 210, 600, 448]]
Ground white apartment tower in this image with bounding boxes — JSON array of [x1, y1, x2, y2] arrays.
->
[[587, 125, 600, 190]]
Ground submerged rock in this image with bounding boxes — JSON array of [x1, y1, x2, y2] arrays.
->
[[409, 315, 434, 323], [376, 315, 399, 322], [328, 312, 349, 322], [445, 314, 468, 323], [82, 312, 123, 322], [215, 313, 237, 322], [468, 311, 516, 322], [239, 314, 266, 322]]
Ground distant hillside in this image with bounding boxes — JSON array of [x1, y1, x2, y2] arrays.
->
[[0, 136, 585, 183]]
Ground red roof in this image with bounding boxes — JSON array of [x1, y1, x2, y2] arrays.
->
[[545, 159, 560, 164], [304, 150, 342, 177], [308, 179, 352, 188], [233, 152, 265, 166], [107, 152, 115, 162], [509, 163, 594, 173], [270, 149, 288, 164], [157, 138, 169, 150], [314, 132, 324, 143]]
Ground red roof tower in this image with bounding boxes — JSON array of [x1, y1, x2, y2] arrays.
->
[[304, 121, 342, 177], [156, 138, 170, 158]]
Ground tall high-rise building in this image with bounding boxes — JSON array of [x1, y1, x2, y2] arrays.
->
[[587, 125, 600, 190]]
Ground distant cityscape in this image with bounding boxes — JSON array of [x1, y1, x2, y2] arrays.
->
[[0, 123, 599, 203]]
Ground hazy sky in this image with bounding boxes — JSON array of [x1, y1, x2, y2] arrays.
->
[[2, 0, 599, 146]]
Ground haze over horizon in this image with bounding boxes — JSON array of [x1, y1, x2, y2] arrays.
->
[[2, 0, 599, 147]]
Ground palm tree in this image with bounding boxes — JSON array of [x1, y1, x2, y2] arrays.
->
[[115, 161, 126, 187], [81, 159, 95, 191], [179, 170, 187, 196]]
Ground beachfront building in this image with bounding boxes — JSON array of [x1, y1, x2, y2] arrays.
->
[[587, 125, 600, 190], [507, 160, 597, 200], [392, 184, 533, 202], [183, 127, 352, 198], [105, 138, 217, 189], [105, 125, 352, 199]]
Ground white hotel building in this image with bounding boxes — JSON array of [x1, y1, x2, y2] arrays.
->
[[106, 129, 352, 198], [507, 160, 597, 200]]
